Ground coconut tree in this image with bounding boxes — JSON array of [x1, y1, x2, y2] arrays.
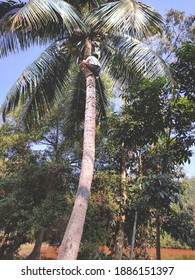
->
[[0, 0, 172, 259]]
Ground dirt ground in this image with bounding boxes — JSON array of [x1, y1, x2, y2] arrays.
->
[[19, 243, 195, 260]]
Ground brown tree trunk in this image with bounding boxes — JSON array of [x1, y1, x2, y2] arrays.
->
[[113, 141, 127, 259], [155, 208, 161, 260], [113, 214, 125, 260], [26, 229, 44, 260], [58, 39, 96, 260]]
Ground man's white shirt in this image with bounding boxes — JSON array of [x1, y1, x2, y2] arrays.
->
[[86, 56, 100, 67]]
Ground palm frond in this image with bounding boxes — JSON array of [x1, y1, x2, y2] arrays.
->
[[65, 66, 86, 140], [67, 0, 103, 10], [85, 0, 163, 38], [100, 35, 173, 86], [0, 23, 70, 58], [0, 19, 71, 58], [96, 76, 109, 120], [2, 0, 87, 34], [0, 3, 28, 57], [0, 0, 24, 19], [0, 0, 88, 58], [1, 40, 72, 128]]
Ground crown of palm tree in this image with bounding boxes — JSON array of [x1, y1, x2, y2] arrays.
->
[[0, 0, 173, 129]]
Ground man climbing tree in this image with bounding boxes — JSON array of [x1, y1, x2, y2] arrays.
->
[[80, 53, 101, 78]]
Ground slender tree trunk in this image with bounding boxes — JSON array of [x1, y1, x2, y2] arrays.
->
[[26, 229, 44, 260], [113, 141, 127, 259], [155, 208, 161, 260], [0, 231, 9, 259], [58, 39, 96, 260], [54, 121, 60, 162], [129, 210, 138, 260], [113, 215, 125, 259]]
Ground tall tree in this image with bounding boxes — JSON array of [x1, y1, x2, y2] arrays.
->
[[151, 9, 195, 62], [0, 0, 172, 259]]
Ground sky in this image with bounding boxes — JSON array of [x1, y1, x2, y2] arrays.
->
[[0, 0, 194, 177], [144, 0, 194, 16]]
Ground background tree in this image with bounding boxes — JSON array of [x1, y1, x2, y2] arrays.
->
[[151, 9, 195, 62]]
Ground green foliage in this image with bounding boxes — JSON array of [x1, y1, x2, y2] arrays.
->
[[161, 207, 195, 249], [0, 119, 76, 259], [172, 42, 195, 101], [160, 232, 189, 249], [78, 170, 120, 259]]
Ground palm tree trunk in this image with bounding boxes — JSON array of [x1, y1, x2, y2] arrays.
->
[[58, 39, 96, 260]]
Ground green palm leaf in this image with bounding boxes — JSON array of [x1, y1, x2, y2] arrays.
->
[[85, 0, 163, 38], [101, 35, 173, 85], [1, 40, 72, 128], [7, 0, 87, 34], [0, 0, 88, 58], [0, 2, 27, 57], [96, 76, 108, 120], [0, 22, 69, 58], [65, 66, 86, 139], [67, 0, 103, 10]]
